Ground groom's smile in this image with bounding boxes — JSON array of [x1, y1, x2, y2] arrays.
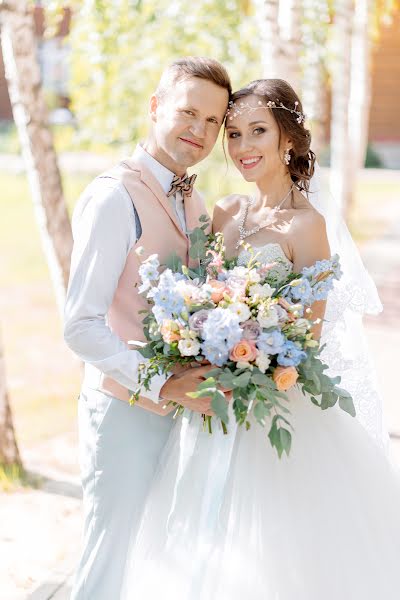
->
[[178, 136, 204, 149]]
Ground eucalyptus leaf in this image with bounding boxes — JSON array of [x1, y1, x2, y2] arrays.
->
[[232, 371, 252, 388], [189, 241, 207, 260], [251, 372, 272, 386], [253, 402, 271, 422], [198, 377, 216, 390], [139, 345, 155, 358], [164, 252, 183, 272], [211, 392, 229, 422], [339, 395, 356, 417]]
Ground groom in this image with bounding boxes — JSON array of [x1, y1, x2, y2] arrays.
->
[[64, 57, 231, 599]]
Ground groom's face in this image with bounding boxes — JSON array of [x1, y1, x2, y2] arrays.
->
[[149, 77, 229, 175]]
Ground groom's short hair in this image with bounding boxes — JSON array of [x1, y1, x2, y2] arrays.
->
[[156, 57, 232, 99]]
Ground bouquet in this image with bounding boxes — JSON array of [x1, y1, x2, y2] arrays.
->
[[131, 216, 355, 457]]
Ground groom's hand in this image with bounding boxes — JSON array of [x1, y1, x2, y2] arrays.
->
[[160, 365, 228, 416]]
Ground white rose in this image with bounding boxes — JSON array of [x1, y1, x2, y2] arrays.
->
[[228, 302, 251, 323], [255, 352, 271, 373], [247, 269, 261, 284], [292, 318, 310, 335], [257, 305, 279, 328], [249, 283, 274, 299], [231, 266, 248, 278], [178, 338, 201, 357]]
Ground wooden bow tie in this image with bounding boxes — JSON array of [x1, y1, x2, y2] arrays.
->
[[167, 173, 197, 198]]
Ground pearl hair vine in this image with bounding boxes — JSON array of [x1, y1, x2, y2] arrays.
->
[[226, 99, 306, 125]]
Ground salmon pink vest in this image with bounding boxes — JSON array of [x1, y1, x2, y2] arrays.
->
[[89, 157, 209, 405]]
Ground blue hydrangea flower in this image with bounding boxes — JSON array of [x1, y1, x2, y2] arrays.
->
[[311, 277, 334, 301], [202, 307, 242, 347], [200, 308, 242, 365], [277, 340, 307, 367], [201, 342, 230, 367], [257, 330, 285, 355], [301, 264, 317, 278], [289, 278, 313, 305]]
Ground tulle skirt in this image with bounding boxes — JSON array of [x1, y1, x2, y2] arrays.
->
[[121, 386, 400, 600]]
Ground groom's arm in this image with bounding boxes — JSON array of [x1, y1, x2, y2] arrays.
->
[[64, 179, 169, 404]]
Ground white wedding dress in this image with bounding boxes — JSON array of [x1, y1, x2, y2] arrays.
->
[[121, 244, 400, 600]]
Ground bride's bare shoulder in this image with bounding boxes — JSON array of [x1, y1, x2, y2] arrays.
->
[[212, 194, 247, 232], [292, 204, 327, 235]]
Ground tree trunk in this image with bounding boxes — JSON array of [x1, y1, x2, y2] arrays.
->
[[278, 0, 302, 90], [301, 0, 330, 157], [0, 326, 21, 467], [255, 0, 282, 77], [255, 0, 301, 91], [0, 0, 73, 315], [348, 0, 373, 170], [329, 0, 354, 216]]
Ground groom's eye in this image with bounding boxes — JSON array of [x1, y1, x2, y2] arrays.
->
[[183, 110, 195, 116]]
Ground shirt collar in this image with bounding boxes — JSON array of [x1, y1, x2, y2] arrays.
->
[[132, 144, 175, 195]]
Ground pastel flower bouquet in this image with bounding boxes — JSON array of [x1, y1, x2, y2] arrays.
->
[[131, 216, 355, 457]]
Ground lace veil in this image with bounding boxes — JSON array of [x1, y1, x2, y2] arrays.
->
[[306, 163, 389, 450]]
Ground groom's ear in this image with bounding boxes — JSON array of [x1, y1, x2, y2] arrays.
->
[[149, 94, 158, 122]]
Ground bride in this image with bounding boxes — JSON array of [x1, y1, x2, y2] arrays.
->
[[121, 79, 400, 599]]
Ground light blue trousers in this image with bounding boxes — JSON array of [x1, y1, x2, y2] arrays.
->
[[70, 388, 174, 600]]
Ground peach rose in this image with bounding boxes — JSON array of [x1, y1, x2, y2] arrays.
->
[[230, 340, 258, 363], [160, 320, 181, 344], [208, 279, 226, 304], [273, 366, 298, 391]]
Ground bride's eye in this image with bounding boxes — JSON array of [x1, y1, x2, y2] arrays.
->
[[228, 131, 240, 139], [253, 127, 266, 135]]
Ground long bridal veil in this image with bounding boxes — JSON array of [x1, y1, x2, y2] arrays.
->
[[306, 162, 389, 450]]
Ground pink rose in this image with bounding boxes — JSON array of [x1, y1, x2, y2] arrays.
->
[[230, 340, 258, 363], [208, 279, 226, 304], [160, 320, 181, 344], [273, 366, 298, 391]]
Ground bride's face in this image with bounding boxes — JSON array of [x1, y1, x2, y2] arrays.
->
[[226, 95, 291, 184]]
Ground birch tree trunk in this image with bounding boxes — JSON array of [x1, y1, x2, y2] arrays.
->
[[0, 0, 72, 315], [301, 0, 330, 156], [255, 0, 301, 91], [329, 0, 354, 216], [0, 326, 21, 467], [348, 0, 373, 170], [255, 0, 281, 78], [278, 0, 302, 90]]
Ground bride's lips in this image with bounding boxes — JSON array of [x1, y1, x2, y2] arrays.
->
[[239, 156, 262, 170], [179, 137, 203, 149]]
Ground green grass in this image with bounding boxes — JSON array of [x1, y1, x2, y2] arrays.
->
[[0, 463, 41, 493]]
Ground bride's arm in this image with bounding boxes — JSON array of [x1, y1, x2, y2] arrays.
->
[[290, 210, 331, 340]]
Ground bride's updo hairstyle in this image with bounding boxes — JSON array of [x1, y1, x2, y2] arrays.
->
[[228, 79, 316, 192]]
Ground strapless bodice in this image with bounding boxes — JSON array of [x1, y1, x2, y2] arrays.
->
[[238, 243, 293, 278]]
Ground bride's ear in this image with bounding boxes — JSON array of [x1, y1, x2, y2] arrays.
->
[[283, 137, 293, 151]]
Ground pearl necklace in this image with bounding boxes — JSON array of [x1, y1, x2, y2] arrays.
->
[[236, 183, 295, 249]]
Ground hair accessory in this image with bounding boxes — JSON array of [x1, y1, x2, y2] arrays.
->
[[226, 99, 306, 124]]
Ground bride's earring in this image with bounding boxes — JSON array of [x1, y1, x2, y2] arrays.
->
[[284, 149, 291, 165]]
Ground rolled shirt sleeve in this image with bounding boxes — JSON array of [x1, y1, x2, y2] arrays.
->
[[64, 179, 168, 403]]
